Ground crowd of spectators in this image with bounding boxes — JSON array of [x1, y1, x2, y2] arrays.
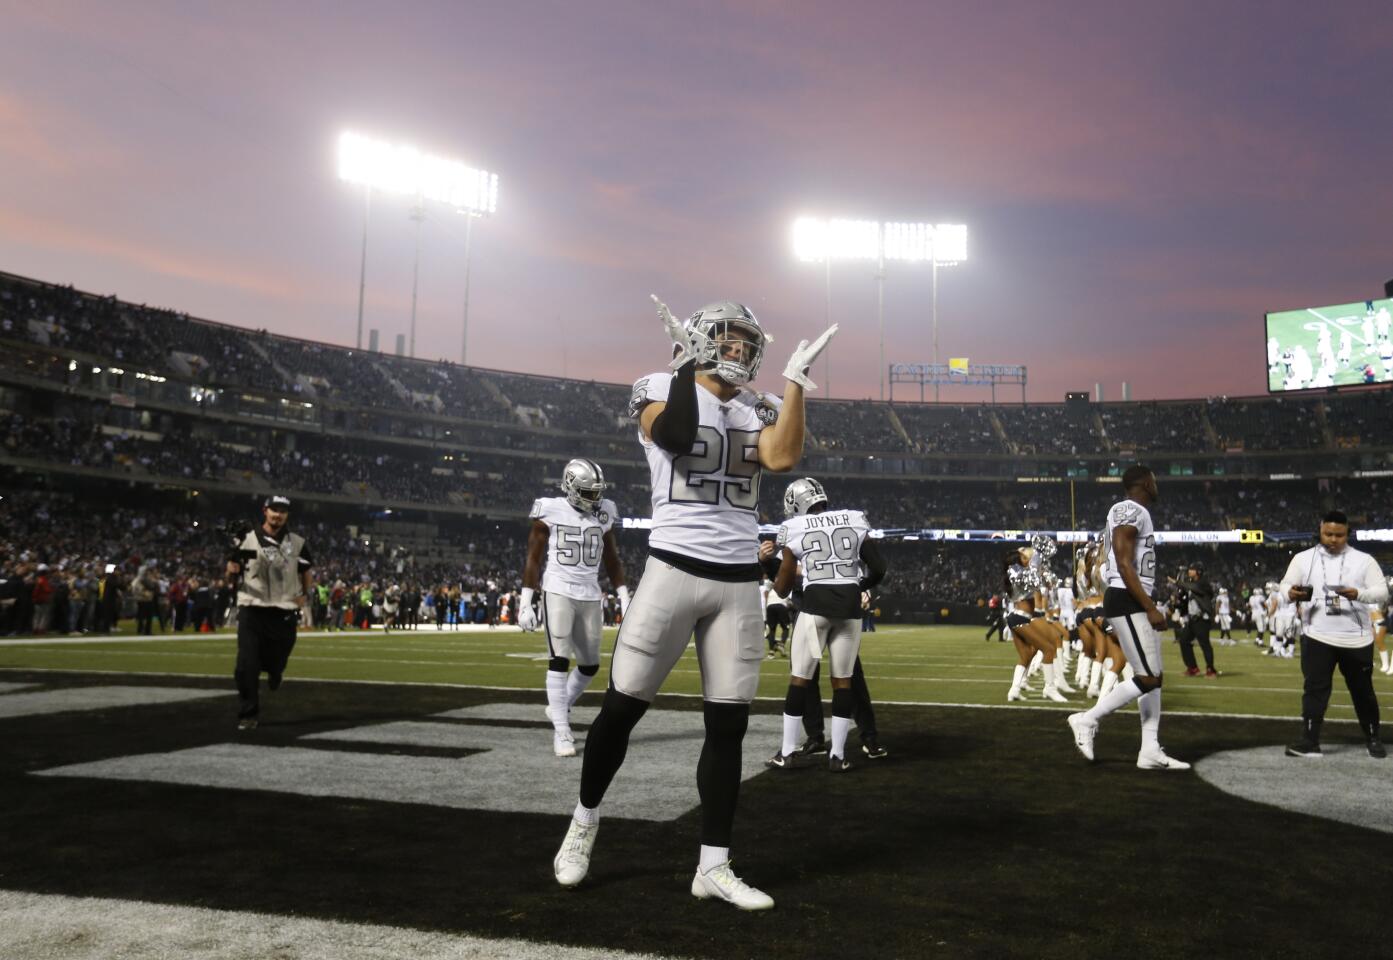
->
[[8, 271, 1393, 466]]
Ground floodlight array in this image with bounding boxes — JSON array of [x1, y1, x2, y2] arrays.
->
[[338, 131, 498, 215], [792, 217, 966, 263]]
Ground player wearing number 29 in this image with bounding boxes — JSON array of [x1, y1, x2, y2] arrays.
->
[[519, 459, 628, 758], [763, 477, 885, 772], [552, 294, 836, 911]]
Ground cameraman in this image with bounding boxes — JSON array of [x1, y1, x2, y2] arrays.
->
[[1281, 510, 1388, 758], [225, 495, 314, 731], [1170, 564, 1218, 678]]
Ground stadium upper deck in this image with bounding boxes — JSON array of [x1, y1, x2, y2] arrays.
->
[[2, 269, 1392, 535]]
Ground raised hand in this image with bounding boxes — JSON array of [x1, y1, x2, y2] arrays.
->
[[781, 323, 839, 390]]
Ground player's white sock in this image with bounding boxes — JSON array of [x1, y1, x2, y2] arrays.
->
[[1027, 650, 1044, 677], [546, 670, 570, 730], [781, 713, 801, 757], [1099, 671, 1118, 699], [1083, 676, 1144, 724], [565, 668, 593, 707], [573, 801, 599, 826], [1122, 663, 1135, 682], [1008, 664, 1026, 698], [1137, 687, 1161, 752], [699, 844, 729, 874], [831, 715, 852, 759]]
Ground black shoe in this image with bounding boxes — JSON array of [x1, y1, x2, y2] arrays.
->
[[861, 736, 889, 760], [794, 734, 828, 757], [1285, 740, 1322, 758], [1369, 738, 1387, 759], [268, 672, 282, 691], [765, 751, 797, 769], [237, 717, 258, 731], [828, 754, 853, 772]]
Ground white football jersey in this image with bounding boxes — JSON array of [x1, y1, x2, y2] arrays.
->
[[1056, 583, 1075, 617], [1249, 593, 1265, 615], [1105, 499, 1157, 593], [777, 510, 871, 588], [529, 496, 617, 601], [629, 371, 781, 565]]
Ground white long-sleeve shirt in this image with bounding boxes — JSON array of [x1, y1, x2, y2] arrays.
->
[[1279, 545, 1389, 648]]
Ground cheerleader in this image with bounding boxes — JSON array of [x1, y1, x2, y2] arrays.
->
[[1003, 542, 1069, 703]]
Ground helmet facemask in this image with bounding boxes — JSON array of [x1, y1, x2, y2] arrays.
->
[[560, 459, 607, 513], [686, 302, 769, 387]]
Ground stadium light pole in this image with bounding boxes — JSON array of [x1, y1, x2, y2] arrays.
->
[[338, 131, 499, 362], [354, 186, 370, 351], [929, 224, 967, 402], [408, 204, 426, 358], [794, 218, 965, 401]]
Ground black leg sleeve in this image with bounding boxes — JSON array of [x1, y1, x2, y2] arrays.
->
[[697, 701, 749, 848], [578, 686, 650, 809], [801, 661, 825, 737], [850, 656, 878, 738]]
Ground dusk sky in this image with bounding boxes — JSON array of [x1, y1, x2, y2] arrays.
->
[[2, 1, 1390, 403]]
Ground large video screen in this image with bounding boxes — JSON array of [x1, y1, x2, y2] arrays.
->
[[1266, 296, 1393, 391]]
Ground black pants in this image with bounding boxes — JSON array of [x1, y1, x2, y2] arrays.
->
[[1178, 617, 1215, 671], [765, 605, 790, 648], [136, 601, 157, 635], [1300, 636, 1380, 732], [985, 614, 1004, 642], [802, 657, 878, 741], [234, 606, 299, 719]]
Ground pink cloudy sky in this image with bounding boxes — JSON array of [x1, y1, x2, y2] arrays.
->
[[1, 1, 1389, 402]]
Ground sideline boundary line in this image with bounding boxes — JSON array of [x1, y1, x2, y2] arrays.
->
[[0, 666, 1359, 724]]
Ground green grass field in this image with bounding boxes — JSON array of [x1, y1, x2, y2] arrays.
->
[[3, 624, 1392, 959], [1265, 298, 1392, 391], [2, 622, 1383, 723]]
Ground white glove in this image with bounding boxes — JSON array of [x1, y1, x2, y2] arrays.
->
[[652, 294, 709, 370], [517, 587, 539, 631], [782, 324, 839, 390], [617, 584, 631, 618]]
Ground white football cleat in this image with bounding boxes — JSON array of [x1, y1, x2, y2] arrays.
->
[[691, 861, 774, 911], [554, 817, 598, 887], [1067, 712, 1097, 761], [553, 728, 577, 757], [1136, 748, 1191, 771]]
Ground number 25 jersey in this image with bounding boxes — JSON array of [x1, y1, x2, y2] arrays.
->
[[529, 496, 617, 601], [629, 371, 781, 565]]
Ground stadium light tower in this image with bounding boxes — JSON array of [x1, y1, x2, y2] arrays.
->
[[793, 218, 967, 401], [337, 131, 499, 361]]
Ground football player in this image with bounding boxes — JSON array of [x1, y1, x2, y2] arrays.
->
[[1067, 465, 1190, 770], [552, 295, 835, 911], [519, 458, 628, 757], [1248, 585, 1267, 646], [762, 477, 885, 771], [1215, 587, 1233, 643]]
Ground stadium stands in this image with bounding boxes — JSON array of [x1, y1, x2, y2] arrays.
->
[[2, 269, 1391, 625]]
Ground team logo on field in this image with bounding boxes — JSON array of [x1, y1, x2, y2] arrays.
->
[[755, 400, 779, 426]]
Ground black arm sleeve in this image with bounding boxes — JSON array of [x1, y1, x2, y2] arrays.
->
[[648, 360, 699, 455], [858, 539, 887, 592]]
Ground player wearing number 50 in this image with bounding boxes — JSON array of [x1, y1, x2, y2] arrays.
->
[[519, 459, 628, 758], [552, 295, 835, 911], [762, 477, 885, 772]]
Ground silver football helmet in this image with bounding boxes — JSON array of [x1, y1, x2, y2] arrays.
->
[[782, 477, 828, 517], [560, 458, 607, 513], [687, 301, 772, 386]]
